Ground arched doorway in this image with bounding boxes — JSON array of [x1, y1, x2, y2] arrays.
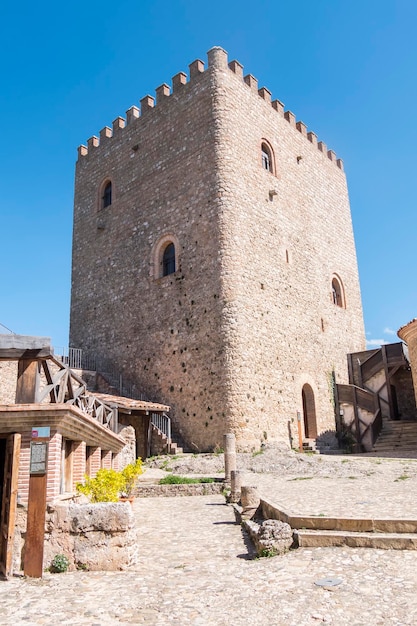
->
[[302, 384, 317, 439]]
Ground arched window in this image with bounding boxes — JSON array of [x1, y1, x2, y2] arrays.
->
[[151, 233, 180, 280], [261, 140, 276, 175], [261, 142, 272, 172], [162, 243, 176, 276], [102, 181, 112, 209], [331, 275, 345, 308]]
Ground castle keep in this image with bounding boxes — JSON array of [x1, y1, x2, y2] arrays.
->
[[70, 46, 365, 452]]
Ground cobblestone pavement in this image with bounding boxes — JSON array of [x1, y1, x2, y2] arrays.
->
[[2, 458, 417, 625], [246, 463, 417, 519]]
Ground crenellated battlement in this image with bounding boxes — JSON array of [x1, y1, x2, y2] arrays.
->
[[78, 46, 343, 170]]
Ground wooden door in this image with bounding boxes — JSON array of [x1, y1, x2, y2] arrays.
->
[[0, 434, 21, 578]]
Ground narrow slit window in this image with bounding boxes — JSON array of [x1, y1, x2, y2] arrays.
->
[[102, 181, 112, 208]]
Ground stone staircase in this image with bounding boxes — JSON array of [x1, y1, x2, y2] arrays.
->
[[302, 439, 319, 454], [372, 419, 417, 455], [150, 423, 183, 455]]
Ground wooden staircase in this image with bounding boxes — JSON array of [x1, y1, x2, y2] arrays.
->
[[372, 418, 417, 455], [337, 342, 416, 454]]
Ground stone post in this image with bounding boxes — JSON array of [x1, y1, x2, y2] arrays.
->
[[230, 470, 242, 503], [223, 433, 236, 482], [241, 485, 260, 520]]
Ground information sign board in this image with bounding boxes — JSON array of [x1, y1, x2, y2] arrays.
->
[[29, 441, 48, 475]]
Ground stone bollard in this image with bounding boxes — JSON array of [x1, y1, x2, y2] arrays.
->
[[230, 470, 242, 503], [241, 485, 260, 520], [224, 433, 237, 483]]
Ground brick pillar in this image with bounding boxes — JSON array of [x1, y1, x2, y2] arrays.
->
[[112, 453, 120, 471], [101, 449, 112, 469], [17, 432, 31, 504], [72, 441, 86, 487], [46, 431, 62, 501], [18, 431, 62, 504], [87, 447, 101, 477]]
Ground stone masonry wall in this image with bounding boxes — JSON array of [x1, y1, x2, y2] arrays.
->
[[398, 320, 417, 410], [211, 48, 365, 449], [70, 47, 365, 452], [0, 361, 17, 403], [71, 53, 229, 452]]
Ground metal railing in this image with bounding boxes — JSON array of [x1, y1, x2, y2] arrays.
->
[[150, 412, 171, 444]]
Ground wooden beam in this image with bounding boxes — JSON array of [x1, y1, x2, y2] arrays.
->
[[15, 359, 39, 403]]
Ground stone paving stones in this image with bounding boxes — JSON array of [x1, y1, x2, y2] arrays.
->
[[2, 454, 417, 624]]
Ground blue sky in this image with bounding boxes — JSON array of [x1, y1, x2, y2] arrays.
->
[[1, 0, 416, 350]]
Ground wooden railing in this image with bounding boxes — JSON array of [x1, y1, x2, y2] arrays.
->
[[337, 383, 381, 451], [371, 408, 383, 445], [36, 356, 118, 433], [361, 342, 406, 382], [338, 384, 379, 413]]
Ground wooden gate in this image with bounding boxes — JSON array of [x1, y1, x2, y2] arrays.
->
[[0, 434, 21, 578]]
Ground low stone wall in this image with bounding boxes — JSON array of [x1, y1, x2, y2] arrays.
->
[[135, 482, 224, 497], [44, 501, 138, 571], [14, 500, 138, 574]]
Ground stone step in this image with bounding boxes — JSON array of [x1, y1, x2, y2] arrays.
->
[[295, 529, 417, 550], [169, 443, 183, 455], [151, 424, 184, 455], [372, 420, 417, 454]]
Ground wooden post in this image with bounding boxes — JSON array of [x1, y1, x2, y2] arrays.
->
[[24, 475, 47, 577], [15, 358, 38, 403], [297, 411, 303, 452], [24, 440, 48, 578]]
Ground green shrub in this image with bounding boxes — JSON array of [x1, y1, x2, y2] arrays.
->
[[76, 458, 144, 502], [120, 458, 143, 496], [50, 554, 70, 573], [76, 468, 125, 502], [159, 475, 214, 485]]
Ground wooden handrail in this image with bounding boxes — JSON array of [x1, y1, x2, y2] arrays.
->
[[34, 356, 118, 433]]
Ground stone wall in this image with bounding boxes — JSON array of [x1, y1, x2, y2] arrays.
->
[[13, 500, 138, 573], [70, 46, 365, 452], [0, 361, 17, 403], [398, 320, 417, 410], [134, 482, 224, 497]]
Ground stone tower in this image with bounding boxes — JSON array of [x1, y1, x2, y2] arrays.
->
[[70, 46, 365, 451]]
